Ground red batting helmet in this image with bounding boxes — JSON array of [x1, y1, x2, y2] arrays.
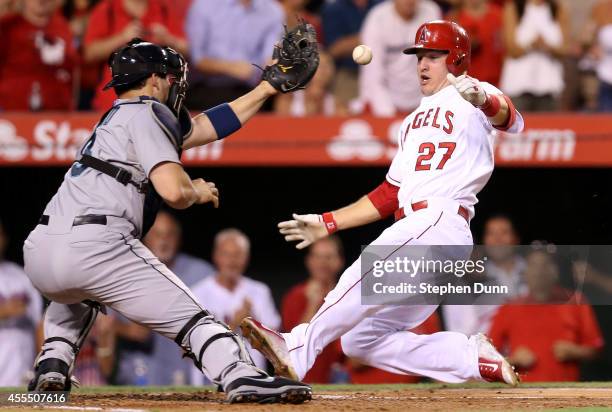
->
[[403, 20, 471, 76]]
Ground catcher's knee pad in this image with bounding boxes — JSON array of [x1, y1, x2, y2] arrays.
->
[[175, 311, 255, 384]]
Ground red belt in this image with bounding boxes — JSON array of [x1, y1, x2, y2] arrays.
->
[[394, 200, 469, 223]]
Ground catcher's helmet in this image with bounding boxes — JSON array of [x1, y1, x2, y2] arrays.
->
[[104, 38, 188, 114], [403, 20, 470, 76]]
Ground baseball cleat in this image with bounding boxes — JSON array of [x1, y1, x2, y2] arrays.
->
[[476, 333, 519, 386], [240, 317, 299, 381], [225, 373, 312, 404], [28, 358, 72, 392]]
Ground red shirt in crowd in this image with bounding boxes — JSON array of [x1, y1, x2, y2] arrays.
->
[[83, 0, 185, 110], [450, 4, 504, 86], [345, 312, 441, 384], [282, 282, 345, 383], [0, 12, 76, 110], [489, 290, 604, 382]]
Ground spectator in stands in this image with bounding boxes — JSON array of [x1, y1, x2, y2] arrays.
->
[[114, 211, 214, 385], [144, 210, 215, 287], [72, 314, 116, 386], [282, 236, 346, 383], [281, 0, 323, 39], [359, 0, 442, 116], [0, 0, 20, 17], [62, 0, 101, 109], [0, 0, 77, 110], [0, 220, 43, 386], [448, 0, 504, 86], [321, 0, 383, 115], [83, 0, 187, 110], [185, 0, 284, 110], [112, 312, 156, 385], [586, 0, 612, 111], [191, 228, 280, 378], [276, 0, 336, 115], [443, 214, 526, 335], [500, 0, 570, 111], [556, 0, 598, 110], [573, 259, 612, 297], [489, 247, 604, 382]]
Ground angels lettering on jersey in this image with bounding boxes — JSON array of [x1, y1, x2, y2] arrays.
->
[[387, 83, 524, 218]]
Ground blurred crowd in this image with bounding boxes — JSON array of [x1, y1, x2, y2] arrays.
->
[[0, 210, 608, 387], [1, 0, 612, 114]]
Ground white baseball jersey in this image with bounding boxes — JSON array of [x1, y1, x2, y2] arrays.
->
[[386, 83, 524, 218]]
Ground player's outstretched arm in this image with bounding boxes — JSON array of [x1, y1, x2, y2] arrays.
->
[[183, 81, 277, 150], [279, 195, 384, 250]]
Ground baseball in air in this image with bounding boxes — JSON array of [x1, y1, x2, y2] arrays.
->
[[352, 45, 372, 65]]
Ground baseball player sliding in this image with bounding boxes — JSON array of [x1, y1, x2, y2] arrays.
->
[[242, 21, 523, 386], [24, 24, 319, 404]]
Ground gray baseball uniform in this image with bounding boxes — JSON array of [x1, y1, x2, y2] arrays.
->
[[23, 96, 258, 387]]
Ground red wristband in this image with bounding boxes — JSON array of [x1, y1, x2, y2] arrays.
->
[[478, 93, 501, 117], [494, 94, 517, 131], [321, 212, 338, 234]]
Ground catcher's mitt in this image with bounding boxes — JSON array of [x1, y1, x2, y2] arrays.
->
[[263, 22, 320, 93]]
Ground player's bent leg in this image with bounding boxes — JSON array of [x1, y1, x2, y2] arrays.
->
[[339, 305, 481, 383], [337, 301, 517, 385], [29, 301, 100, 392]]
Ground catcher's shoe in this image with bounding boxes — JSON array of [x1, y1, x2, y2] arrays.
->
[[28, 358, 72, 392], [225, 372, 312, 404], [476, 333, 519, 386], [240, 317, 299, 381]]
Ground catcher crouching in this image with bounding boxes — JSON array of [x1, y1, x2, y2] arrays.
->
[[24, 23, 319, 404]]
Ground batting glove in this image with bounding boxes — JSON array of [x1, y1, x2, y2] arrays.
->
[[447, 73, 487, 107], [278, 213, 330, 250]]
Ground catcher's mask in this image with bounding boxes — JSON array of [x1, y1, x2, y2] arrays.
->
[[104, 38, 189, 114]]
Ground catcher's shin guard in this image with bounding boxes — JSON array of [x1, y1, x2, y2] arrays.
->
[[176, 311, 258, 386], [32, 301, 101, 391]]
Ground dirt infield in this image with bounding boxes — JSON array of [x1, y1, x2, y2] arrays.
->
[[3, 384, 612, 412]]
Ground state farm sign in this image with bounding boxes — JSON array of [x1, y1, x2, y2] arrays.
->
[[0, 113, 609, 167], [495, 130, 576, 162]]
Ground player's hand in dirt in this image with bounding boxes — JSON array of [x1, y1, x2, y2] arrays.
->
[[447, 73, 487, 107], [278, 213, 328, 249], [509, 345, 536, 369], [193, 178, 219, 208]]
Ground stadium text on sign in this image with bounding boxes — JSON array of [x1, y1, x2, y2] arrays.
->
[[0, 114, 608, 166]]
